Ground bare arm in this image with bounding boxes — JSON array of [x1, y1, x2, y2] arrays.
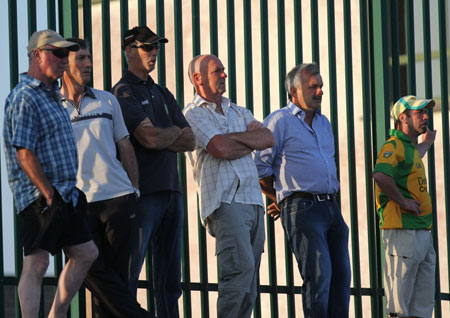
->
[[167, 127, 196, 152], [133, 117, 183, 150], [228, 121, 274, 150], [117, 137, 139, 189], [15, 148, 55, 206], [373, 171, 421, 216], [417, 128, 437, 157], [259, 176, 281, 221]]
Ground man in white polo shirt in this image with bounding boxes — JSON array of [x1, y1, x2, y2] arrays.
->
[[61, 37, 150, 317]]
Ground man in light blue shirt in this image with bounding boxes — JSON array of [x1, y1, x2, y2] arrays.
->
[[254, 63, 351, 318]]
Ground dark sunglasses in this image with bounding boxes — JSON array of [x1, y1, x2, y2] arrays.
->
[[130, 43, 159, 52], [40, 48, 70, 59]]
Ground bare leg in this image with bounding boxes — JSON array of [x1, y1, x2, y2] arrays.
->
[[18, 249, 50, 318], [48, 241, 98, 318]]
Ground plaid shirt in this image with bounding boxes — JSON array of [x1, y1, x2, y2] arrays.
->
[[3, 74, 79, 213], [183, 94, 264, 222]]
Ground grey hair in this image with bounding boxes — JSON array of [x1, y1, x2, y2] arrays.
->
[[188, 55, 206, 84], [285, 63, 320, 99]]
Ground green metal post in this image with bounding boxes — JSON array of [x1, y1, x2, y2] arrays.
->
[[119, 0, 129, 70], [101, 0, 111, 90], [243, 0, 253, 112], [293, 0, 302, 65], [310, 0, 319, 64], [156, 0, 166, 87], [27, 0, 36, 36], [343, 1, 362, 316], [226, 0, 236, 102], [390, 0, 400, 100], [138, 0, 146, 26], [82, 0, 93, 84], [421, 1, 441, 316], [209, 0, 218, 56], [47, 0, 56, 30], [60, 0, 78, 38], [438, 0, 450, 309], [359, 0, 381, 316], [405, 1, 416, 95]]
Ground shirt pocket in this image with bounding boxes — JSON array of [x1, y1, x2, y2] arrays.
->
[[215, 236, 241, 281]]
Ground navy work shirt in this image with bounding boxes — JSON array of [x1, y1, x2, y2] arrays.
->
[[112, 71, 190, 195]]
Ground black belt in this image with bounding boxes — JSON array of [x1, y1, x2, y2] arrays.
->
[[285, 192, 336, 203]]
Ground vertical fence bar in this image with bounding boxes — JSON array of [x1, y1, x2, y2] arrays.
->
[[326, 0, 339, 178], [437, 0, 450, 311], [209, 0, 218, 56], [101, 0, 111, 90], [47, 0, 56, 30], [405, 1, 416, 95], [421, 1, 442, 316], [390, 0, 400, 101], [190, 2, 209, 316], [342, 1, 362, 316], [310, 0, 319, 64], [359, 0, 382, 316], [173, 1, 192, 317], [138, 0, 146, 26], [156, 0, 166, 86], [82, 0, 93, 84], [243, 0, 253, 112], [259, 0, 278, 316], [293, 0, 302, 65], [61, 0, 78, 37], [119, 0, 128, 70], [27, 0, 36, 36], [226, 0, 236, 102]]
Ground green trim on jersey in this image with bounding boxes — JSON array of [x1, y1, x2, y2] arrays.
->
[[373, 129, 433, 230]]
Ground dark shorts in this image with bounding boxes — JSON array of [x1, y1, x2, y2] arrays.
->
[[19, 189, 92, 256]]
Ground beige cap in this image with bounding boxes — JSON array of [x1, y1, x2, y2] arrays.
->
[[27, 29, 80, 56]]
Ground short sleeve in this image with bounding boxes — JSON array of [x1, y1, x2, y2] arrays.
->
[[9, 96, 39, 151], [374, 142, 398, 177], [109, 93, 130, 143], [113, 83, 148, 134], [184, 106, 222, 149]]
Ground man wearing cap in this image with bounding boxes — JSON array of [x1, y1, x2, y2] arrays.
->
[[254, 63, 351, 318], [184, 54, 274, 318], [3, 29, 98, 317], [373, 95, 437, 318], [112, 26, 195, 317], [61, 37, 150, 318]]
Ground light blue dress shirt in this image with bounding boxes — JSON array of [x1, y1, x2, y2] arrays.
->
[[254, 101, 340, 203]]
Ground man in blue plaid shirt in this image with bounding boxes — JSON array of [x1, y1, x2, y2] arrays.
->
[[3, 29, 98, 318]]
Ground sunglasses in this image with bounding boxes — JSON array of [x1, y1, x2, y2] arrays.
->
[[130, 43, 159, 52], [40, 48, 70, 59]]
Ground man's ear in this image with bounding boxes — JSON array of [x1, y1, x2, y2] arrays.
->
[[289, 86, 298, 100], [193, 72, 202, 85]]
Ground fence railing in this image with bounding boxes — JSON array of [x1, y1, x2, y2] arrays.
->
[[2, 0, 449, 317]]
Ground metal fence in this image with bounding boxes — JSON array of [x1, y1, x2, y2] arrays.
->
[[2, 0, 449, 317]]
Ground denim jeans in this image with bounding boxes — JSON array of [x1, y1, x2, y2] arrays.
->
[[281, 196, 351, 318], [129, 191, 184, 318]]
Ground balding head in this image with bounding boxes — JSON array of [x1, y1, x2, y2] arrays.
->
[[187, 54, 227, 104]]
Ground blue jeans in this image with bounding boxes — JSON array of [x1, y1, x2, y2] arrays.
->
[[281, 196, 351, 318], [129, 191, 183, 318]]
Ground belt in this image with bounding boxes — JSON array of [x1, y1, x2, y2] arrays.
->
[[285, 192, 336, 203]]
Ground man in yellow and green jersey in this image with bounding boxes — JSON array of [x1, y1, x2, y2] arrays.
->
[[373, 95, 436, 318]]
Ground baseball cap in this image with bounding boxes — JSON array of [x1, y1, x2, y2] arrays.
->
[[391, 95, 435, 120], [27, 29, 80, 56], [122, 26, 168, 48]]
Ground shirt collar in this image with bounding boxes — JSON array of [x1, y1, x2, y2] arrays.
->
[[20, 73, 60, 93], [123, 70, 154, 85], [287, 100, 321, 120], [192, 94, 232, 114], [61, 86, 96, 102], [390, 129, 413, 143]]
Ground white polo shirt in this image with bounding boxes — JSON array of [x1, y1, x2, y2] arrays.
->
[[62, 87, 134, 202]]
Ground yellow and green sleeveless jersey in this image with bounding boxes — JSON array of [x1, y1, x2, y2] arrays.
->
[[373, 129, 432, 230]]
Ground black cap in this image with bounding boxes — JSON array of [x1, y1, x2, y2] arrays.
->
[[122, 26, 168, 48]]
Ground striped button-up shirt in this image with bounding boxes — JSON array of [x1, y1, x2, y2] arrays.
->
[[254, 101, 340, 203], [3, 73, 79, 213], [183, 94, 264, 222]]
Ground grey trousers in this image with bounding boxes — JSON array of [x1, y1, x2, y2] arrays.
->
[[207, 200, 265, 318]]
